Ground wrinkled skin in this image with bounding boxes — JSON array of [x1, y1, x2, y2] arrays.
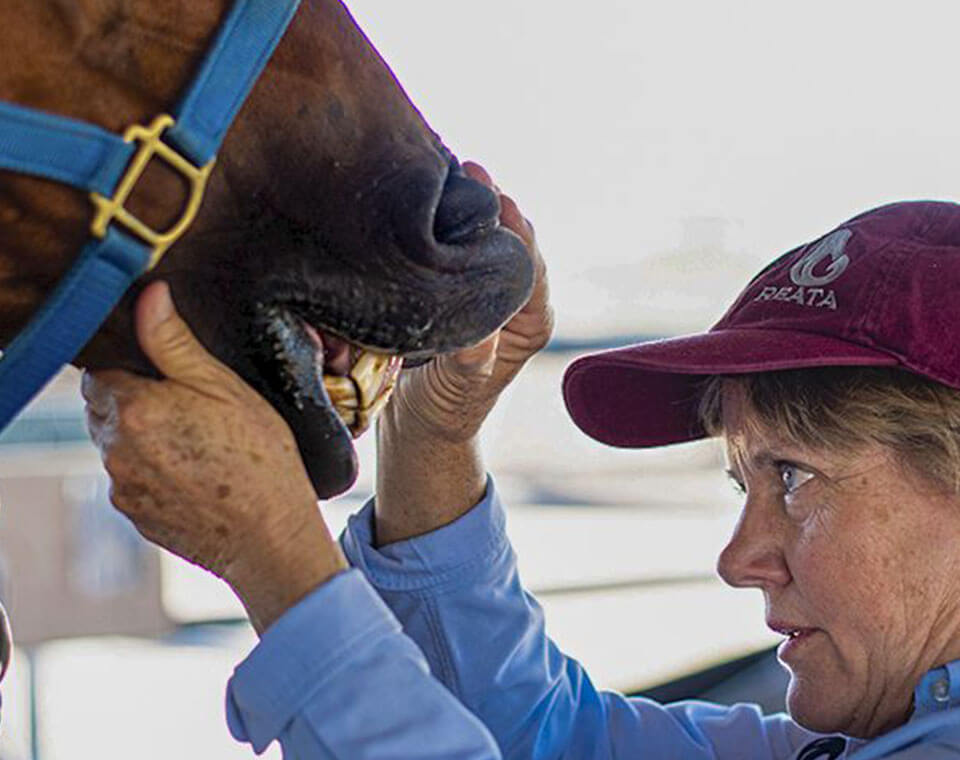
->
[[0, 0, 534, 497], [718, 383, 960, 738]]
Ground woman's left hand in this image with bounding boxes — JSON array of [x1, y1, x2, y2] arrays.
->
[[83, 281, 348, 633]]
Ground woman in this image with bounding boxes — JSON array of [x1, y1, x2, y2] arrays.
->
[[85, 181, 960, 758]]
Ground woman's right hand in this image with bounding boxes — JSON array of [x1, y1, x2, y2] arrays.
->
[[389, 162, 554, 444], [374, 163, 553, 545]]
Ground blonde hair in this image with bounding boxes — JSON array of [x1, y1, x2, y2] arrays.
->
[[698, 367, 960, 494]]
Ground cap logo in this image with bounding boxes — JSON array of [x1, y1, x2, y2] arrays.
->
[[790, 229, 852, 287], [753, 228, 852, 311]]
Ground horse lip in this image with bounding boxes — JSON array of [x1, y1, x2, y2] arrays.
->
[[255, 302, 406, 404], [267, 303, 396, 360], [255, 305, 329, 411]]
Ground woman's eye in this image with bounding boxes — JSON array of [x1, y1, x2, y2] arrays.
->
[[778, 462, 814, 494]]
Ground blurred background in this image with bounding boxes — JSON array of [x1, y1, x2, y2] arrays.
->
[[5, 0, 960, 757]]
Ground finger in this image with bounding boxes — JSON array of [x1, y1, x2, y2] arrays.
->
[[497, 196, 553, 343], [81, 369, 148, 417], [449, 332, 499, 374], [135, 281, 242, 396], [462, 161, 493, 188], [81, 369, 167, 438], [501, 195, 544, 276], [84, 405, 108, 449], [108, 476, 161, 521], [498, 193, 548, 312], [499, 194, 535, 249], [86, 415, 139, 479]]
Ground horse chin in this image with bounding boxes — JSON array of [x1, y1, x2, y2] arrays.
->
[[242, 340, 360, 500], [276, 395, 359, 501], [245, 304, 405, 499]]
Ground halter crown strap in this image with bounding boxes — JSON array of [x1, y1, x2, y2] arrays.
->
[[169, 0, 304, 166], [0, 0, 303, 433]]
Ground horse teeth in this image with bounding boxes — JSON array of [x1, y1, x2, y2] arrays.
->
[[356, 386, 391, 434], [323, 375, 359, 411], [259, 300, 403, 436], [350, 351, 392, 406]]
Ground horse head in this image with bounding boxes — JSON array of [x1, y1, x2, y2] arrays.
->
[[0, 0, 534, 497]]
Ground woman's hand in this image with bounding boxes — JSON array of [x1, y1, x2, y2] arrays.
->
[[375, 164, 554, 545], [83, 281, 348, 633], [392, 162, 554, 443]]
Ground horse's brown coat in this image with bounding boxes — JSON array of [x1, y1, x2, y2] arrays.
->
[[0, 0, 533, 495]]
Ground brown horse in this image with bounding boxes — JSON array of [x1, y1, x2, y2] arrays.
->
[[0, 0, 533, 497]]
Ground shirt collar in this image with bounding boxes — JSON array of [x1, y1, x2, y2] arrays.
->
[[913, 658, 960, 718]]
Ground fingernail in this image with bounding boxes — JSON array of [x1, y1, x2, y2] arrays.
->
[[152, 282, 174, 324]]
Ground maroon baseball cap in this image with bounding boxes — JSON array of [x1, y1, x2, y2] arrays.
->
[[563, 201, 960, 447]]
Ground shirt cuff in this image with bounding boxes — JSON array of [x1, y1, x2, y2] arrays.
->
[[225, 569, 401, 754], [340, 475, 509, 593]]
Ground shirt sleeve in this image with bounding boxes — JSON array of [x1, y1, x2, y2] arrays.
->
[[225, 568, 503, 758], [340, 476, 819, 760]]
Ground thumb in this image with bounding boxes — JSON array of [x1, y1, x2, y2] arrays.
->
[[135, 281, 232, 388], [444, 331, 498, 377]]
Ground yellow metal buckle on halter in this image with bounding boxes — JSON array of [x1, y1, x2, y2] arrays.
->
[[90, 114, 215, 270]]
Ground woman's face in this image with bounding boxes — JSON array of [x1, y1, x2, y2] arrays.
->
[[716, 385, 960, 738]]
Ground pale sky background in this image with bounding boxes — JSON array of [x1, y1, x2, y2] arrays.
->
[[12, 4, 960, 756], [349, 0, 960, 336]]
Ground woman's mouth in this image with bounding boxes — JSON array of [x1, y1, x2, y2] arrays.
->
[[769, 622, 821, 661]]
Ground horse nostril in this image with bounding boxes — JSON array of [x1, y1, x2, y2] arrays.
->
[[433, 172, 500, 245]]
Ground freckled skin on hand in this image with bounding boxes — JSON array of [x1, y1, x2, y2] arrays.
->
[[122, 482, 152, 501], [85, 280, 350, 633], [94, 370, 319, 578]]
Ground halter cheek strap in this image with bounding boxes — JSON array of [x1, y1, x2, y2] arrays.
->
[[0, 0, 303, 431]]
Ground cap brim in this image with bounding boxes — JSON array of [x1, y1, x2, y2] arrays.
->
[[562, 328, 900, 448]]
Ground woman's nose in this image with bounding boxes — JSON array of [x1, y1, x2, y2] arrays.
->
[[716, 499, 791, 590]]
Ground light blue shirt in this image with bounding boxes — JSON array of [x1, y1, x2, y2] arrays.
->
[[226, 478, 960, 758]]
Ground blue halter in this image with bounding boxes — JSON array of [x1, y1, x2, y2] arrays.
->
[[0, 0, 303, 430]]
